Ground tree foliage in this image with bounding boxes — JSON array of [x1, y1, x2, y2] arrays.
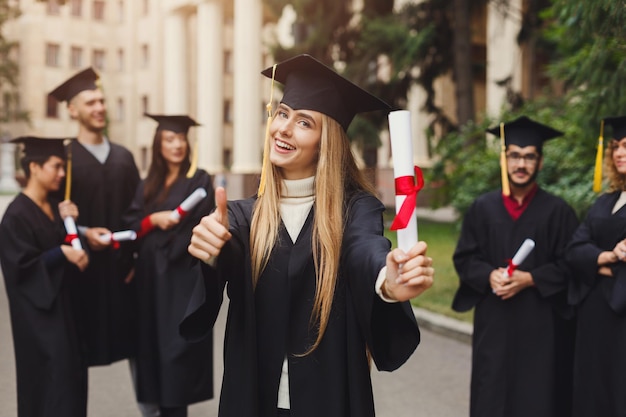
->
[[0, 0, 27, 124]]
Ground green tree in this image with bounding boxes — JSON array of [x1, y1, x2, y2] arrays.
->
[[0, 0, 28, 124]]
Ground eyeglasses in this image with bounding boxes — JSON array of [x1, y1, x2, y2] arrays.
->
[[506, 152, 540, 164]]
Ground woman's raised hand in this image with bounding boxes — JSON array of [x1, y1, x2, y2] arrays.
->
[[188, 187, 232, 263]]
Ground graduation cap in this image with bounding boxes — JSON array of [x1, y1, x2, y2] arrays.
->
[[260, 54, 391, 132], [49, 67, 100, 102], [486, 116, 563, 151], [144, 113, 201, 135], [486, 116, 563, 196], [10, 136, 67, 160], [603, 116, 626, 140]]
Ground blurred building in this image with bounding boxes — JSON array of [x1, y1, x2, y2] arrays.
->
[[1, 0, 544, 202]]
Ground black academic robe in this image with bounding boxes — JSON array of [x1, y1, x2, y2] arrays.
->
[[180, 191, 420, 417], [565, 191, 626, 417], [63, 140, 141, 365], [123, 170, 215, 407], [452, 188, 579, 417], [0, 194, 87, 417]]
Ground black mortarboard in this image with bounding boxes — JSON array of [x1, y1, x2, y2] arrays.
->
[[10, 136, 67, 160], [49, 67, 100, 102], [602, 116, 626, 140], [261, 54, 391, 131], [486, 116, 563, 151], [144, 113, 201, 135]]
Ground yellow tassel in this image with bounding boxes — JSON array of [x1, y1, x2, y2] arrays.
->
[[64, 139, 72, 200], [258, 64, 277, 197], [500, 123, 510, 197], [593, 120, 604, 193], [186, 139, 198, 178]]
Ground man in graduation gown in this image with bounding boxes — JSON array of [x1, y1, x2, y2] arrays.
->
[[48, 69, 151, 413], [452, 116, 579, 417]]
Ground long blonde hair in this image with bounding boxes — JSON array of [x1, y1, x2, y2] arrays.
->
[[606, 139, 626, 192], [250, 113, 375, 354]]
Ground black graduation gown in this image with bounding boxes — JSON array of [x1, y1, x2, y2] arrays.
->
[[0, 194, 87, 417], [452, 188, 579, 417], [63, 140, 141, 365], [180, 191, 420, 417], [123, 170, 215, 407], [565, 192, 626, 417]]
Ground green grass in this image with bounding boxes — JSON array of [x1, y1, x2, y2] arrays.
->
[[383, 211, 473, 323]]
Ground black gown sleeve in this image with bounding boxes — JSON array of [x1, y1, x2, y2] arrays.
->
[[341, 193, 420, 372]]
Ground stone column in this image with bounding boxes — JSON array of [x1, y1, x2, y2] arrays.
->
[[231, 0, 262, 174], [0, 135, 19, 192], [486, 0, 523, 117], [196, 0, 224, 174], [164, 10, 187, 112]]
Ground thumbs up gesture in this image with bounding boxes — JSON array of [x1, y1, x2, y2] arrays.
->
[[188, 187, 232, 263]]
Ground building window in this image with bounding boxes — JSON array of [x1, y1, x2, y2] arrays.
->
[[223, 100, 232, 124], [141, 44, 149, 69], [47, 0, 61, 15], [117, 48, 124, 71], [141, 95, 149, 114], [93, 0, 105, 20], [70, 0, 82, 17], [224, 51, 233, 74], [45, 43, 60, 67], [70, 46, 83, 69], [46, 94, 59, 118], [116, 98, 124, 121], [92, 49, 105, 71], [140, 146, 148, 172], [117, 0, 124, 23]]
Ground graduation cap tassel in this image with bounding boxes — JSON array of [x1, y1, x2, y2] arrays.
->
[[500, 122, 510, 197], [593, 119, 604, 193], [64, 139, 72, 200], [258, 64, 277, 197]]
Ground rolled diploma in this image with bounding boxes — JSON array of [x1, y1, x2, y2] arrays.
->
[[388, 110, 418, 253], [63, 216, 83, 250], [169, 187, 208, 220], [99, 230, 137, 243], [504, 238, 535, 278]]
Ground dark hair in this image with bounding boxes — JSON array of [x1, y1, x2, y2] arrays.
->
[[20, 156, 50, 179], [143, 129, 191, 207]]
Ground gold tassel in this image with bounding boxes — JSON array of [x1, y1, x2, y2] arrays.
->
[[500, 122, 510, 197], [257, 64, 277, 197], [64, 139, 72, 200], [186, 138, 198, 178], [593, 120, 604, 193]]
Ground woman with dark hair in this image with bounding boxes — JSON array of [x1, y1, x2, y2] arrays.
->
[[183, 54, 434, 417], [123, 115, 215, 417], [0, 136, 89, 417], [566, 115, 626, 416]]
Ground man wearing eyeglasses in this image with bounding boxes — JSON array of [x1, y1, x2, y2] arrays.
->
[[451, 116, 579, 417]]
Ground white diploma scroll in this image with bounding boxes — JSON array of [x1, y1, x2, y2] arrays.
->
[[169, 187, 208, 221], [99, 230, 137, 244], [504, 238, 536, 278], [63, 216, 83, 250], [388, 110, 418, 253]]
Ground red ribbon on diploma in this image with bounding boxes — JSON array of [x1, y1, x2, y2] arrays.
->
[[390, 166, 424, 231], [175, 206, 187, 218], [506, 259, 517, 277], [64, 234, 79, 245]]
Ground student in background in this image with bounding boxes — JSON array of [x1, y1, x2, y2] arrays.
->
[[0, 137, 89, 417], [123, 114, 215, 417]]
